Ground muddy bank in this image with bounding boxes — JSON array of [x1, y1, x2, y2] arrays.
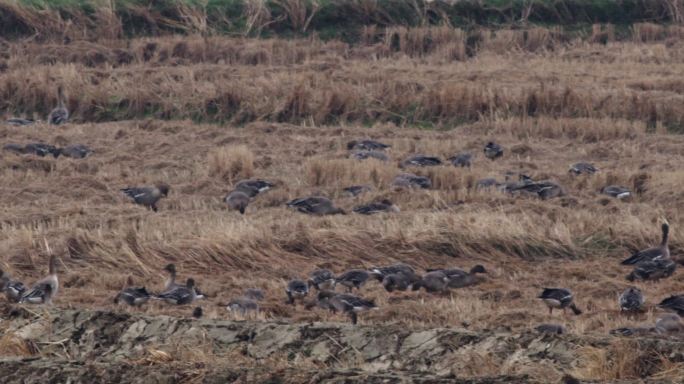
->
[[0, 308, 682, 383]]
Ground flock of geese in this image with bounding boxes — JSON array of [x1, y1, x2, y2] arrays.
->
[[1, 88, 683, 333]]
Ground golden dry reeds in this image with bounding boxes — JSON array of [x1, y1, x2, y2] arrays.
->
[[207, 145, 255, 184]]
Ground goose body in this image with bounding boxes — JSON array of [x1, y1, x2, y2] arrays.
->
[[0, 270, 26, 303], [347, 140, 390, 151], [621, 223, 670, 265], [352, 199, 399, 215], [315, 291, 377, 324], [286, 196, 345, 215], [156, 278, 198, 305], [618, 287, 644, 312], [655, 313, 684, 334], [447, 153, 472, 168], [428, 265, 487, 288], [19, 256, 58, 305], [115, 286, 151, 306], [227, 297, 260, 314], [369, 264, 415, 282], [227, 288, 264, 314], [48, 86, 69, 125], [626, 259, 676, 281], [6, 118, 35, 126], [569, 162, 598, 175], [234, 179, 274, 197], [657, 294, 684, 316], [510, 180, 564, 200], [286, 279, 309, 304], [24, 143, 61, 158], [335, 269, 370, 292], [535, 324, 566, 334], [476, 178, 499, 190], [307, 269, 335, 291], [538, 288, 582, 315], [413, 271, 450, 293], [350, 151, 388, 161], [391, 173, 431, 190], [224, 190, 250, 214], [400, 154, 442, 168], [121, 183, 170, 212], [601, 185, 632, 199], [343, 185, 371, 197], [484, 142, 503, 160], [382, 272, 421, 292], [60, 144, 92, 159]]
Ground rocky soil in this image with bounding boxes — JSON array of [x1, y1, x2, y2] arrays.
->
[[1, 306, 683, 383]]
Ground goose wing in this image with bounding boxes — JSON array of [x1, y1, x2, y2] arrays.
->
[[621, 247, 665, 265], [19, 282, 51, 304]]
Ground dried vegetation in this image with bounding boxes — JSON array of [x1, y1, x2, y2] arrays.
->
[[1, 7, 684, 381]]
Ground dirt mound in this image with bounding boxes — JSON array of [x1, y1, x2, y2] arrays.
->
[[1, 308, 683, 383]]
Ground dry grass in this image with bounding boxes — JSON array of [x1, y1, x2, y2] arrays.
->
[[1, 27, 684, 382], [207, 145, 255, 183]]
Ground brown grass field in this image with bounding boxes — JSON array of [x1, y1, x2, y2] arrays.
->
[[2, 24, 684, 382]]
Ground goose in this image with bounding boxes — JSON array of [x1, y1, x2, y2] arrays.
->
[[654, 313, 684, 334], [610, 326, 655, 336], [601, 185, 632, 199], [476, 178, 499, 190], [59, 144, 92, 159], [335, 269, 370, 292], [48, 86, 69, 125], [307, 269, 335, 291], [391, 173, 431, 190], [621, 223, 670, 265], [224, 190, 250, 214], [350, 151, 389, 161], [413, 271, 450, 293], [234, 179, 274, 197], [3, 143, 25, 155], [0, 270, 26, 303], [192, 307, 203, 319], [510, 180, 565, 200], [24, 143, 61, 158], [342, 185, 371, 197], [399, 154, 442, 168], [657, 294, 684, 316], [314, 290, 377, 325], [382, 271, 421, 292], [352, 199, 400, 215], [227, 297, 259, 315], [114, 276, 151, 307], [163, 264, 182, 291], [227, 288, 264, 314], [447, 153, 472, 168], [535, 324, 566, 334], [538, 288, 582, 315], [243, 288, 264, 301], [19, 256, 59, 305], [347, 140, 390, 151], [6, 118, 35, 126], [626, 259, 676, 281], [569, 162, 598, 175], [428, 265, 487, 288], [286, 279, 309, 305], [368, 264, 415, 282], [156, 278, 199, 305], [618, 287, 645, 312], [483, 142, 503, 160], [286, 196, 345, 215], [121, 183, 170, 212]]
